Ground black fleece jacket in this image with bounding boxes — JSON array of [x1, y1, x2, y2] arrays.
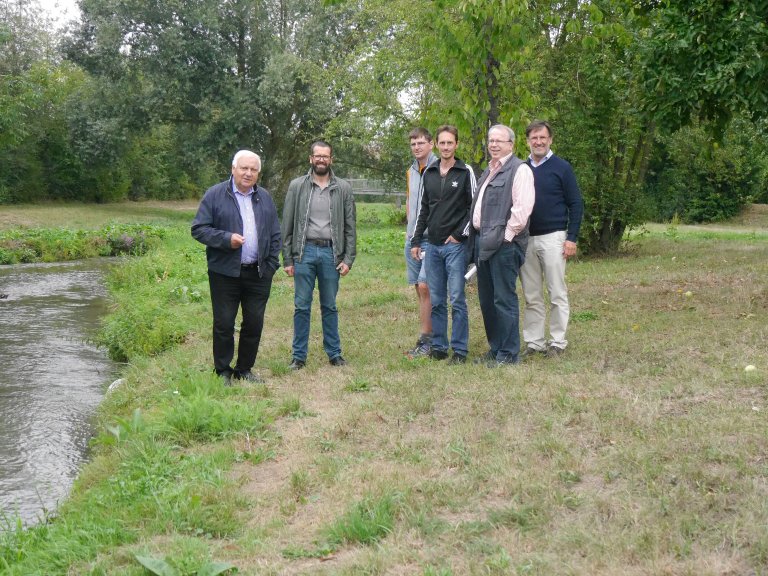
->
[[411, 158, 476, 245]]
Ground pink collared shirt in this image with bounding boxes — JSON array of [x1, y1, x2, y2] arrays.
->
[[472, 152, 535, 241]]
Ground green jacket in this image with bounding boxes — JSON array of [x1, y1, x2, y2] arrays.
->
[[281, 169, 357, 268]]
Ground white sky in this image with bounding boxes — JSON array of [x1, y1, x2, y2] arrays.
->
[[36, 0, 81, 28]]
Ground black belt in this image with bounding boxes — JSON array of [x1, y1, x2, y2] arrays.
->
[[306, 238, 332, 248], [241, 263, 259, 270]]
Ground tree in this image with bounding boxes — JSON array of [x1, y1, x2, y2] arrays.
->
[[0, 0, 90, 202], [643, 0, 768, 133], [531, 1, 655, 253], [64, 0, 393, 204], [0, 0, 58, 75], [383, 0, 767, 251], [415, 0, 539, 164], [353, 0, 652, 252]]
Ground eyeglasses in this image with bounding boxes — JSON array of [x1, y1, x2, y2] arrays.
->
[[311, 155, 331, 161], [488, 139, 512, 145], [410, 141, 430, 148]]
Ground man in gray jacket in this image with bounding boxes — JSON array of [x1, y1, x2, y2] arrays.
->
[[405, 127, 437, 358], [282, 140, 356, 370]]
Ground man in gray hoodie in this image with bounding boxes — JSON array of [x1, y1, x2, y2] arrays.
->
[[405, 127, 437, 358]]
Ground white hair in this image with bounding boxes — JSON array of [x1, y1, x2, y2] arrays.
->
[[488, 124, 515, 144], [232, 150, 262, 171]]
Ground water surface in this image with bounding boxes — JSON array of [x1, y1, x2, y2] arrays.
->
[[0, 260, 114, 526]]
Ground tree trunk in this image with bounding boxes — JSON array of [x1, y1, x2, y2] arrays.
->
[[484, 18, 500, 128]]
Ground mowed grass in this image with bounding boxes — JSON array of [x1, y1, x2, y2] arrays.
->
[[0, 199, 199, 230], [1, 202, 767, 575]]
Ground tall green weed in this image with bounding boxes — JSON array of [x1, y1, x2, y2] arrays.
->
[[0, 223, 165, 264], [96, 228, 208, 361], [162, 395, 270, 445]]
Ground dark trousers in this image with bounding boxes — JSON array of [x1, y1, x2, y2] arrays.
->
[[476, 241, 525, 362], [208, 267, 273, 375]]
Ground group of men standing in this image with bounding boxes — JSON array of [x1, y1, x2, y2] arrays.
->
[[405, 121, 583, 367], [189, 119, 583, 385], [191, 141, 356, 385]]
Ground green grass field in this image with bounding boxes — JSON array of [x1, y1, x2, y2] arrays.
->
[[1, 201, 767, 575]]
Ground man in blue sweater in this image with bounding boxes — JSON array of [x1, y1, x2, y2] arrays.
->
[[521, 120, 584, 358]]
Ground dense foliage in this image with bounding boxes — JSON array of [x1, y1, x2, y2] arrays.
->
[[645, 119, 766, 223], [1, 0, 766, 252], [643, 0, 768, 132]]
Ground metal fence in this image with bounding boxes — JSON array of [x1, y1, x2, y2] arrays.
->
[[347, 179, 405, 208]]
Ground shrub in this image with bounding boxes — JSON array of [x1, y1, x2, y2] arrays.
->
[[646, 119, 764, 223], [386, 206, 407, 226]]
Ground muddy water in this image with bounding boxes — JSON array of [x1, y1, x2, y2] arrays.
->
[[0, 260, 115, 526]]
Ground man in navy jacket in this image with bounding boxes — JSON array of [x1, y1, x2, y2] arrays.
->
[[192, 150, 281, 384], [521, 121, 583, 358]]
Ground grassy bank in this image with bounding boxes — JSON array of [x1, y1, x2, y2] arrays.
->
[[1, 202, 767, 575], [0, 201, 197, 264]]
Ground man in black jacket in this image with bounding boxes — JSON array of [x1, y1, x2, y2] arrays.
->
[[410, 125, 476, 364], [191, 150, 281, 385]]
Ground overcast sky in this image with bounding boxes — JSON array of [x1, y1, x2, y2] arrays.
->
[[37, 0, 80, 28]]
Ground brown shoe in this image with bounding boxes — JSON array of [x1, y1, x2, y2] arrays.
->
[[545, 346, 565, 358], [519, 347, 545, 361]]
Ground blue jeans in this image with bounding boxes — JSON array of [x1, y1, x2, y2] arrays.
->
[[292, 243, 341, 361], [425, 240, 468, 356], [476, 241, 525, 362]]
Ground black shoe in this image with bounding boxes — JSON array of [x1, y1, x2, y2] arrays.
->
[[235, 370, 264, 383], [473, 350, 495, 365], [288, 359, 305, 370], [329, 355, 347, 366], [487, 357, 518, 368], [448, 353, 466, 365], [219, 371, 233, 386], [429, 349, 448, 360]]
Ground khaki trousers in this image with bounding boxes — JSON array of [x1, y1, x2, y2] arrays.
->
[[521, 230, 570, 350]]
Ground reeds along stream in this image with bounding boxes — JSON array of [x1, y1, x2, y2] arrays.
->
[[0, 259, 115, 527]]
